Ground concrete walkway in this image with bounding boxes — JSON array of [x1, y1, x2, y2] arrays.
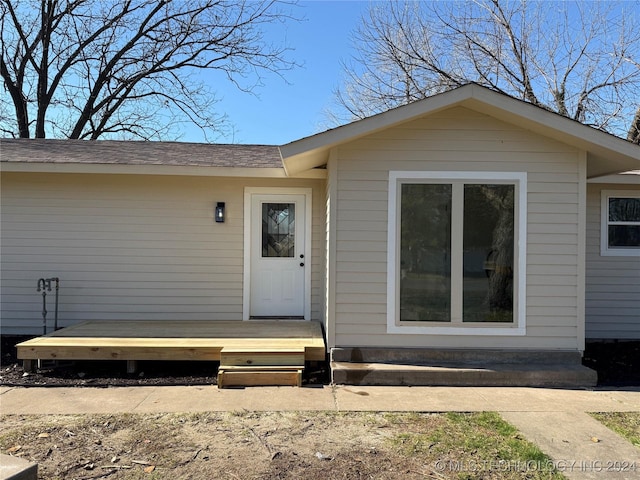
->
[[502, 411, 640, 480], [2, 385, 639, 479], [2, 385, 639, 415]]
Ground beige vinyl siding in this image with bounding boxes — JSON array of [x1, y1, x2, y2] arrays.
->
[[332, 106, 583, 350], [1, 172, 325, 335], [585, 183, 640, 339]]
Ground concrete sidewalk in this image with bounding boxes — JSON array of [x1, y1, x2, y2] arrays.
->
[[2, 384, 639, 414], [2, 385, 639, 480]]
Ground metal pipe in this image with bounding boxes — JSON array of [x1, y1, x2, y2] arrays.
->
[[37, 278, 49, 335], [52, 277, 60, 331], [36, 278, 58, 335]]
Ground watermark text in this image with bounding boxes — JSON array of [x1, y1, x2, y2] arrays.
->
[[433, 459, 638, 473]]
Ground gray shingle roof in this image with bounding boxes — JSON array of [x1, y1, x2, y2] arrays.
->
[[0, 139, 283, 169]]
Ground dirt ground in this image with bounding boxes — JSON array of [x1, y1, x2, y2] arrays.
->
[[1, 411, 565, 480], [1, 412, 418, 480]]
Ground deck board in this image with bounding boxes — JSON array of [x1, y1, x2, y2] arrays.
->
[[17, 321, 326, 362]]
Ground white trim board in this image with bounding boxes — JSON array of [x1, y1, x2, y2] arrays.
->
[[1, 162, 328, 179]]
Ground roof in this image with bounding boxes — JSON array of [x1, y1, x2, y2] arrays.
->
[[2, 84, 639, 179], [0, 138, 282, 168], [0, 138, 326, 178], [280, 83, 640, 178]]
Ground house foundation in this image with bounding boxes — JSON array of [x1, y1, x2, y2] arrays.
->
[[330, 347, 597, 388]]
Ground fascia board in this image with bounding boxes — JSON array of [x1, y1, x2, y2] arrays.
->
[[0, 162, 293, 178]]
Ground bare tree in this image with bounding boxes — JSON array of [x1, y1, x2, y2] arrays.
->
[[333, 0, 640, 143], [629, 107, 640, 144], [1, 0, 297, 140]]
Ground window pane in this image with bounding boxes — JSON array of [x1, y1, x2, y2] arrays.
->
[[609, 225, 640, 247], [400, 184, 451, 322], [609, 197, 640, 222], [463, 185, 514, 323], [262, 203, 295, 257]]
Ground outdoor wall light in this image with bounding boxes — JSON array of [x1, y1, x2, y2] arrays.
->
[[215, 202, 225, 223]]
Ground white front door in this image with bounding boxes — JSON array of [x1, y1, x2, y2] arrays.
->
[[249, 194, 307, 318]]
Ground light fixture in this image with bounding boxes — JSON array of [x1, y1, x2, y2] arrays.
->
[[215, 202, 225, 223]]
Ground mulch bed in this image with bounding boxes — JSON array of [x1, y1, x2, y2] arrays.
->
[[582, 340, 640, 387], [2, 335, 638, 388]]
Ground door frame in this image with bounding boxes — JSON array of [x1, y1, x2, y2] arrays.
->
[[243, 187, 313, 320]]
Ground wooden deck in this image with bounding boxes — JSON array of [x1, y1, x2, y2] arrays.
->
[[16, 320, 327, 363]]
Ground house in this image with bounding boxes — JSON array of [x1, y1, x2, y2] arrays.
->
[[2, 84, 639, 386], [586, 170, 640, 340]]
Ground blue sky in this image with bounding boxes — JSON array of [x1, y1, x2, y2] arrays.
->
[[183, 1, 369, 146]]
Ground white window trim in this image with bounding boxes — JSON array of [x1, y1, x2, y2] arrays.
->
[[387, 171, 527, 336], [600, 190, 640, 257]]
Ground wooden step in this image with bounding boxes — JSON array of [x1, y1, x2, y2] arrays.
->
[[220, 347, 305, 367], [217, 347, 306, 388], [218, 365, 304, 371], [217, 368, 303, 388]]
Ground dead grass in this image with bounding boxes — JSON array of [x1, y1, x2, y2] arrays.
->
[[590, 412, 640, 448], [1, 411, 565, 479]]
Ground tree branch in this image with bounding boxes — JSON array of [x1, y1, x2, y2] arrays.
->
[[1, 0, 298, 139]]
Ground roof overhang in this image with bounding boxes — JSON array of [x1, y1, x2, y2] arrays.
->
[[588, 170, 640, 184], [280, 84, 640, 178], [0, 158, 326, 179], [0, 162, 293, 178], [0, 139, 327, 179]]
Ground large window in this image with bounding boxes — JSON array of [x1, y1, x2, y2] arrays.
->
[[601, 191, 640, 257], [388, 172, 527, 335]]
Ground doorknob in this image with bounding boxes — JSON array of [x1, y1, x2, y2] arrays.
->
[[300, 262, 305, 267]]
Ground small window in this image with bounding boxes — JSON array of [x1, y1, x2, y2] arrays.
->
[[601, 191, 640, 256], [388, 171, 527, 336], [262, 203, 295, 257]]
